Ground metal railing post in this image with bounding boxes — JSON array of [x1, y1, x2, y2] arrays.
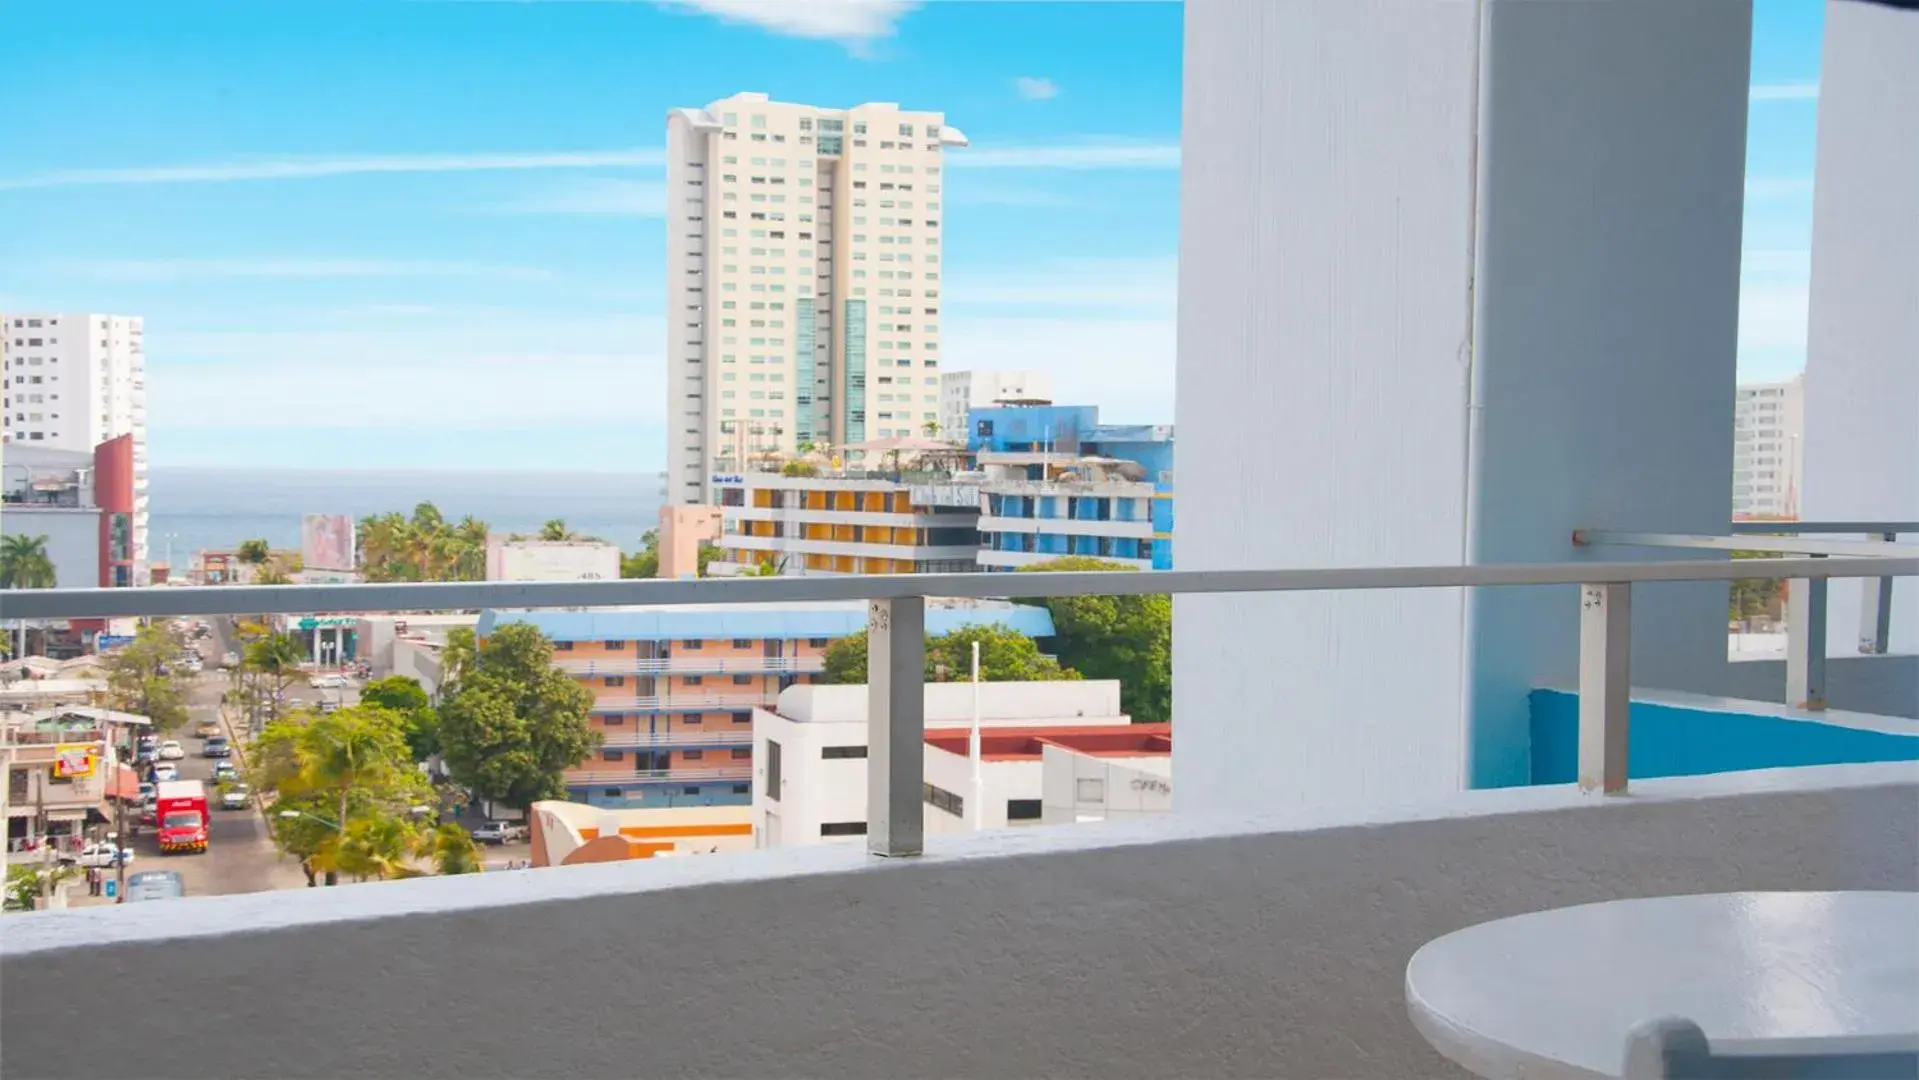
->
[[866, 596, 925, 857], [1787, 555, 1829, 711], [1578, 583, 1632, 795], [1858, 532, 1895, 655]]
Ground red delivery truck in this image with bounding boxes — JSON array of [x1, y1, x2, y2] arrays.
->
[[155, 779, 210, 854]]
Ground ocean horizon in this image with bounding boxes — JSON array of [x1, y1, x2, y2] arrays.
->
[[148, 467, 666, 562]]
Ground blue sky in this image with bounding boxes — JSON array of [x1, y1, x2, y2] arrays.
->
[[0, 0, 1821, 471]]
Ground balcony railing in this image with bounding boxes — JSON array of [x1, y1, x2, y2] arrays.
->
[[593, 729, 753, 749], [589, 691, 773, 714], [556, 655, 822, 676], [5, 527, 1912, 860], [565, 766, 752, 785]]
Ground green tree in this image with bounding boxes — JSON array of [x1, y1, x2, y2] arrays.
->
[[1017, 557, 1172, 723], [1729, 550, 1785, 625], [417, 822, 484, 875], [356, 503, 490, 582], [440, 627, 477, 691], [620, 528, 718, 579], [361, 676, 440, 761], [539, 518, 576, 541], [234, 538, 271, 566], [820, 624, 1078, 685], [102, 624, 190, 732], [243, 632, 308, 723], [437, 623, 598, 811], [0, 534, 58, 589], [251, 704, 429, 886]]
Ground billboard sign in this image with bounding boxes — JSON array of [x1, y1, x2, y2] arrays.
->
[[302, 514, 355, 571], [54, 745, 98, 779], [96, 635, 136, 651]]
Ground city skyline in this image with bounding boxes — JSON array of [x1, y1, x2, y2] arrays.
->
[[0, 0, 1823, 471]]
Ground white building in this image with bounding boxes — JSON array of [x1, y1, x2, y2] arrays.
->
[[1, 313, 149, 577], [938, 370, 1053, 444], [1175, 3, 1749, 814], [1732, 375, 1804, 519], [709, 472, 982, 576], [484, 537, 621, 582], [664, 92, 969, 506], [751, 680, 1143, 847]]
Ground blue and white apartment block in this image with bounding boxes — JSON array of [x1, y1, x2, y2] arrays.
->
[[967, 404, 1174, 571]]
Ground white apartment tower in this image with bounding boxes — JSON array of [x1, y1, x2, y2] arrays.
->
[[665, 93, 968, 506], [1, 312, 149, 574], [938, 369, 1053, 443], [1732, 374, 1804, 519]]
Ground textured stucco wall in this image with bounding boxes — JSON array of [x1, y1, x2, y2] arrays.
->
[[1173, 0, 1752, 813], [1174, 0, 1478, 814], [1801, 0, 1919, 655], [4, 767, 1914, 1080], [1718, 654, 1919, 719]]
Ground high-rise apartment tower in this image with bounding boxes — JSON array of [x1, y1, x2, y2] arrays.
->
[[1, 312, 149, 577], [665, 93, 967, 506]]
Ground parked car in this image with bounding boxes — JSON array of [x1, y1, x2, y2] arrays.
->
[[151, 763, 179, 783], [194, 718, 223, 739], [124, 870, 187, 902], [63, 842, 135, 869], [471, 821, 529, 845], [220, 651, 240, 668], [210, 760, 240, 784], [202, 735, 232, 759], [137, 781, 157, 804], [157, 740, 185, 761], [311, 674, 348, 689], [220, 783, 251, 810]]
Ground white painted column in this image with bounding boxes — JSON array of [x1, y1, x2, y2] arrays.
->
[[1174, 0, 1751, 813], [1801, 0, 1919, 656]]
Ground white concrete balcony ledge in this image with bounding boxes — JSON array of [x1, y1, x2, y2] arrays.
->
[[3, 762, 1913, 1080]]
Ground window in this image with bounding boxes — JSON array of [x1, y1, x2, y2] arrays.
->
[[555, 641, 574, 652], [604, 715, 625, 726], [1007, 799, 1042, 821], [730, 747, 751, 760], [766, 739, 782, 799], [604, 675, 626, 687], [731, 674, 753, 685], [685, 749, 704, 761], [682, 639, 704, 649], [602, 639, 627, 649], [822, 745, 867, 760], [732, 711, 752, 724], [731, 638, 752, 648], [603, 788, 623, 799], [922, 783, 964, 817], [602, 750, 624, 762], [685, 675, 704, 686], [820, 822, 867, 837]]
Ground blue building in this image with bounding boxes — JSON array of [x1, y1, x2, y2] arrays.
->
[[967, 405, 1174, 571], [478, 600, 1056, 808]]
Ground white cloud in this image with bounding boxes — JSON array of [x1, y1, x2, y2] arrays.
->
[[1746, 176, 1814, 201], [655, 0, 917, 48], [951, 140, 1179, 171], [478, 179, 667, 216], [150, 314, 665, 431], [1738, 283, 1810, 352], [1013, 76, 1061, 101], [945, 257, 1177, 311], [1750, 82, 1818, 102], [0, 149, 663, 191], [63, 258, 554, 282]]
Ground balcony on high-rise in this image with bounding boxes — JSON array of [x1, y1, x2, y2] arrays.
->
[[4, 4, 1918, 1079]]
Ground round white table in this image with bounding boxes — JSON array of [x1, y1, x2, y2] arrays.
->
[[1404, 891, 1919, 1079]]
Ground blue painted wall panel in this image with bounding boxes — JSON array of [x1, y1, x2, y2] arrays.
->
[[1528, 689, 1919, 784]]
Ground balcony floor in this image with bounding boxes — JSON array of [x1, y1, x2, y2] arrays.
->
[[3, 762, 1914, 1079]]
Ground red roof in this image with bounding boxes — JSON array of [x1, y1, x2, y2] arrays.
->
[[923, 723, 1171, 762]]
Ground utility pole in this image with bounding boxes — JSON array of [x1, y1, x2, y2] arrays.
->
[[113, 788, 129, 903]]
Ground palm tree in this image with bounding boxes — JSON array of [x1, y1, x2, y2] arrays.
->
[[539, 518, 576, 542], [0, 535, 57, 589], [234, 538, 271, 566], [1, 535, 57, 658], [417, 822, 485, 875]]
